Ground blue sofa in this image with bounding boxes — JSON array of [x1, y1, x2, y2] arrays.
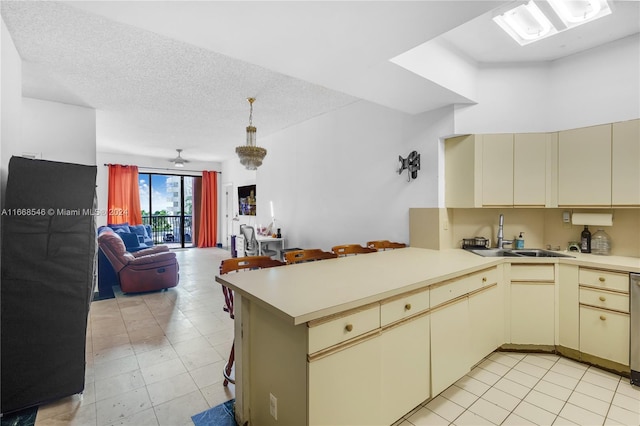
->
[[98, 222, 154, 251]]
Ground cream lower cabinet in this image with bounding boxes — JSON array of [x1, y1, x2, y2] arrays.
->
[[308, 288, 431, 426], [578, 267, 630, 367], [558, 264, 579, 351], [308, 335, 383, 426], [469, 284, 504, 367], [380, 313, 430, 425], [510, 264, 555, 345], [579, 306, 629, 366], [430, 297, 470, 396]]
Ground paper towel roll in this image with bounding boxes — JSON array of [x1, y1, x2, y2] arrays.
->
[[571, 213, 613, 226]]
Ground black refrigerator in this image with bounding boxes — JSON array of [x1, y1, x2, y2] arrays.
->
[[1, 156, 97, 414]]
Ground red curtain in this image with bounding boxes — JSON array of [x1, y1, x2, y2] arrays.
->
[[197, 171, 218, 247], [107, 164, 142, 225]]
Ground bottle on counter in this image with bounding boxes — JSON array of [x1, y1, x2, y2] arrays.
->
[[591, 229, 611, 255], [580, 225, 591, 253], [515, 232, 525, 249]]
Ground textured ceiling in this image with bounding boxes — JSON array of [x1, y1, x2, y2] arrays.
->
[[2, 1, 638, 164], [1, 1, 360, 162]]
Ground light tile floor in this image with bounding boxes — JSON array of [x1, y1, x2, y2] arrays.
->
[[35, 247, 235, 426], [33, 247, 640, 426], [395, 352, 640, 426]]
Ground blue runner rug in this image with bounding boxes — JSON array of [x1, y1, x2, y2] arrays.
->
[[191, 399, 235, 426], [1, 406, 38, 426]]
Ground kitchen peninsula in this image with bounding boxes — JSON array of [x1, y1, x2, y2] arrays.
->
[[216, 248, 640, 426]]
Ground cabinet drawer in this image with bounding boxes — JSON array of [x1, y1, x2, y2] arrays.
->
[[308, 304, 380, 354], [511, 264, 554, 281], [579, 287, 629, 313], [579, 268, 628, 293], [431, 267, 497, 307], [380, 287, 430, 326], [579, 306, 630, 366]]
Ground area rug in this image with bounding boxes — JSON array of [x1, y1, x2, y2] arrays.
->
[[191, 399, 235, 426], [1, 406, 38, 426]]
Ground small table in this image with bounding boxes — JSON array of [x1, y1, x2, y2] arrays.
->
[[255, 235, 285, 257]]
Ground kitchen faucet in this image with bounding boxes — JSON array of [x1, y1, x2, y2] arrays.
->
[[497, 214, 512, 249]]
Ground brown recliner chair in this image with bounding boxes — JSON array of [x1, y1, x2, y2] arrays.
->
[[98, 231, 179, 293]]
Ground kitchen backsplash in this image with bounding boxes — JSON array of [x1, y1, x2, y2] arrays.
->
[[410, 208, 640, 258]]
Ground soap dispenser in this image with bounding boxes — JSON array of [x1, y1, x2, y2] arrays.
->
[[515, 232, 525, 249]]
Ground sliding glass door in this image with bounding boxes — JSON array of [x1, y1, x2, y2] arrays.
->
[[139, 173, 199, 248]]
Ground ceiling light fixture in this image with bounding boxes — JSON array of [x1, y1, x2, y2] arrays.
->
[[494, 0, 612, 46], [547, 0, 611, 29], [493, 1, 558, 46], [236, 97, 267, 170], [173, 149, 186, 168]]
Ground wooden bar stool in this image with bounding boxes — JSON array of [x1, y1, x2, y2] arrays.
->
[[366, 240, 407, 251], [218, 256, 285, 386], [285, 249, 337, 264], [331, 244, 377, 257]]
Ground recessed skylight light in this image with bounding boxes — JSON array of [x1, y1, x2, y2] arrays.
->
[[494, 0, 612, 46], [493, 1, 558, 46], [547, 0, 611, 28]]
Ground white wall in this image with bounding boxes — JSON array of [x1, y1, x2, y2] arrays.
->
[[454, 62, 551, 134], [1, 18, 22, 206], [454, 34, 640, 134], [224, 101, 455, 252], [20, 97, 96, 164], [549, 34, 640, 130]]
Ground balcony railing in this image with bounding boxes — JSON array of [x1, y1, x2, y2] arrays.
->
[[142, 215, 193, 246]]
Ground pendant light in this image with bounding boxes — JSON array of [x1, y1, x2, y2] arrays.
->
[[236, 97, 267, 170]]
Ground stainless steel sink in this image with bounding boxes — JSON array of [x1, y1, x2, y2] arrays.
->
[[510, 249, 574, 258], [467, 248, 574, 258], [467, 248, 522, 257]]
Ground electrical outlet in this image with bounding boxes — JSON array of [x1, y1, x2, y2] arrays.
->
[[442, 220, 449, 231], [269, 393, 278, 420]]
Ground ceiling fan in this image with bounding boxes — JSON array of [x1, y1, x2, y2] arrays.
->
[[170, 149, 189, 168]]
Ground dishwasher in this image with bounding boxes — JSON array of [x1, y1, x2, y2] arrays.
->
[[632, 273, 640, 387]]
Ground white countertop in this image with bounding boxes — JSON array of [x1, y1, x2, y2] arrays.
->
[[215, 247, 640, 326], [216, 248, 499, 325]]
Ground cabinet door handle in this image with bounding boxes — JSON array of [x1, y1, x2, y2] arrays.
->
[[482, 277, 487, 282], [405, 303, 412, 311], [345, 324, 353, 332], [599, 315, 606, 321], [599, 296, 606, 301], [599, 277, 606, 282]]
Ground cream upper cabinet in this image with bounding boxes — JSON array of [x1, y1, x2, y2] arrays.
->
[[514, 133, 553, 207], [445, 133, 551, 207], [612, 119, 640, 206], [558, 124, 612, 206], [482, 134, 514, 206], [445, 134, 481, 208]]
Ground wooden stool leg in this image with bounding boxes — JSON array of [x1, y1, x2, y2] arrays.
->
[[223, 339, 235, 386]]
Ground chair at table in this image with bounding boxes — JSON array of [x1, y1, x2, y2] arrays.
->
[[285, 248, 338, 264], [331, 244, 377, 257], [367, 240, 407, 251], [240, 224, 277, 258], [219, 255, 285, 386]]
